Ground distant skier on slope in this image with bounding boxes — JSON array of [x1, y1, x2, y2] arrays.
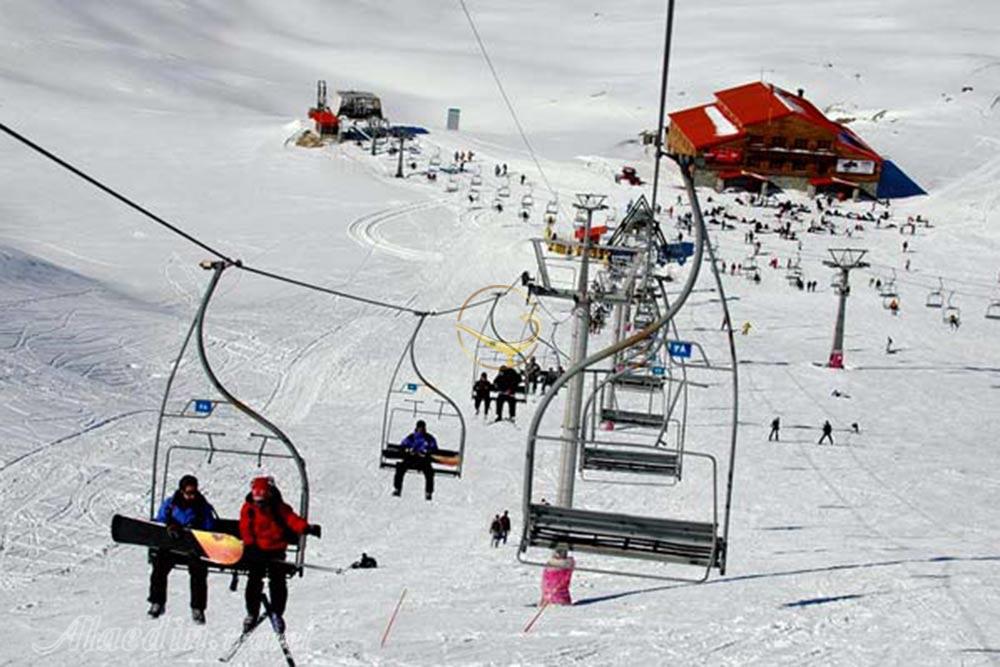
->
[[490, 515, 503, 548], [350, 553, 378, 569], [148, 474, 215, 623], [499, 510, 511, 544], [239, 476, 320, 633], [768, 417, 780, 442], [392, 420, 438, 500], [818, 420, 834, 445]]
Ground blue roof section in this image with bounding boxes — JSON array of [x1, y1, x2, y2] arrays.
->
[[877, 160, 926, 199]]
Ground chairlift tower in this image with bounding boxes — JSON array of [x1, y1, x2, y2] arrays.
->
[[556, 194, 608, 508], [823, 248, 869, 369]]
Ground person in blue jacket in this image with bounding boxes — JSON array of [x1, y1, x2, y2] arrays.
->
[[148, 474, 216, 623], [392, 420, 438, 500]]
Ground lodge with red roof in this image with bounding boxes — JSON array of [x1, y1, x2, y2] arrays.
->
[[667, 82, 883, 198]]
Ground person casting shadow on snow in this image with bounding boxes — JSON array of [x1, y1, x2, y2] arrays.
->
[[818, 420, 834, 445], [392, 420, 437, 500], [148, 474, 215, 623]]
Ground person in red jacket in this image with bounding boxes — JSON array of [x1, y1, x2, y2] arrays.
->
[[239, 476, 320, 633]]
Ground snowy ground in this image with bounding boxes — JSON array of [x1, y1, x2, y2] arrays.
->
[[1, 1, 999, 664]]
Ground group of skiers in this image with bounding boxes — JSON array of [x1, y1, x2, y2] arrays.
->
[[148, 474, 320, 633], [488, 510, 512, 548], [767, 417, 858, 445]]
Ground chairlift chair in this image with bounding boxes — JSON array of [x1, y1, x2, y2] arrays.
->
[[925, 277, 945, 308], [985, 298, 1000, 320], [445, 176, 459, 193], [545, 199, 559, 216], [149, 261, 313, 576], [471, 174, 483, 188], [942, 291, 960, 324], [379, 315, 467, 477], [497, 182, 511, 199], [518, 160, 738, 582], [878, 269, 898, 298]]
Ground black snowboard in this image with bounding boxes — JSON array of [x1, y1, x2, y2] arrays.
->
[[111, 514, 202, 556]]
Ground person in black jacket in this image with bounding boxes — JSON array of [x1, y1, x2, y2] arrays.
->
[[499, 510, 511, 544], [492, 365, 522, 422], [472, 372, 492, 417]]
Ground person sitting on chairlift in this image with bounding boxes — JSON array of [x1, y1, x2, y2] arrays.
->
[[239, 476, 320, 634], [148, 474, 216, 623], [473, 372, 493, 417], [492, 365, 523, 422], [392, 420, 438, 500]]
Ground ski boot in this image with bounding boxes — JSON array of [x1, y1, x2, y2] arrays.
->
[[148, 603, 164, 618], [192, 609, 205, 625], [425, 492, 433, 501], [391, 489, 401, 497], [269, 614, 286, 634], [243, 614, 258, 633]]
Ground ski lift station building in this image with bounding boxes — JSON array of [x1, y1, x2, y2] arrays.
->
[[667, 82, 884, 199]]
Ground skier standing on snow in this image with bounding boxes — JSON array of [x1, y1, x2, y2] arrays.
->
[[472, 372, 493, 417], [392, 420, 438, 500], [768, 417, 780, 442], [239, 476, 320, 633], [818, 420, 834, 445], [499, 510, 511, 544], [490, 515, 503, 548], [148, 474, 215, 623], [524, 357, 542, 394]]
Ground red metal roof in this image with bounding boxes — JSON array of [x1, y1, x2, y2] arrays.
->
[[670, 82, 881, 162], [668, 103, 743, 150]]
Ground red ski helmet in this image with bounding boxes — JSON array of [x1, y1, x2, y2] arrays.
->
[[250, 476, 274, 499]]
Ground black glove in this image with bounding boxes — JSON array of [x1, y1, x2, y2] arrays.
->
[[306, 524, 322, 539], [166, 523, 182, 540]]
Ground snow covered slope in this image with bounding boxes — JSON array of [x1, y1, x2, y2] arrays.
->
[[1, 1, 999, 664]]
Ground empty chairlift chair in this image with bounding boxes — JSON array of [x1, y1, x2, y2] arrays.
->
[[518, 159, 739, 582], [925, 277, 945, 308]]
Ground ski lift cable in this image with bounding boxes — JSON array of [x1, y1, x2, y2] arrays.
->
[[0, 121, 506, 320], [457, 0, 555, 196]]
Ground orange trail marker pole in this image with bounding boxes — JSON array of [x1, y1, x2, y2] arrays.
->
[[523, 600, 550, 634], [381, 588, 408, 648]]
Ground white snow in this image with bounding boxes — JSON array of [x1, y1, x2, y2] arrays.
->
[[704, 103, 740, 138], [1, 1, 1000, 665]]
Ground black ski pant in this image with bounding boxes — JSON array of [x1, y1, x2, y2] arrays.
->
[[818, 432, 834, 445], [394, 455, 435, 495], [246, 549, 290, 618], [148, 549, 208, 610], [474, 394, 491, 415], [768, 427, 779, 441], [495, 394, 517, 420]]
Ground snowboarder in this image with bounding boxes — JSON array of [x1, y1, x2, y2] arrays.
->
[[768, 417, 780, 442], [948, 312, 961, 330], [499, 510, 511, 544], [392, 420, 438, 500], [492, 365, 522, 422], [741, 321, 753, 336], [490, 515, 503, 548], [818, 420, 834, 445], [472, 372, 493, 417], [148, 474, 215, 623], [240, 476, 320, 633], [886, 336, 895, 354], [350, 552, 378, 569]]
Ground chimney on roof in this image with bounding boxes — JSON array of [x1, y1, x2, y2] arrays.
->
[[797, 88, 805, 98]]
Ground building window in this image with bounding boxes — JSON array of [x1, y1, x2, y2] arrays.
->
[[816, 139, 832, 151], [770, 136, 786, 148], [747, 134, 763, 146], [793, 138, 808, 150]]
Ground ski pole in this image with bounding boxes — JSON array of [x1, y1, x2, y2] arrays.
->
[[380, 588, 408, 648], [523, 600, 550, 634]]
